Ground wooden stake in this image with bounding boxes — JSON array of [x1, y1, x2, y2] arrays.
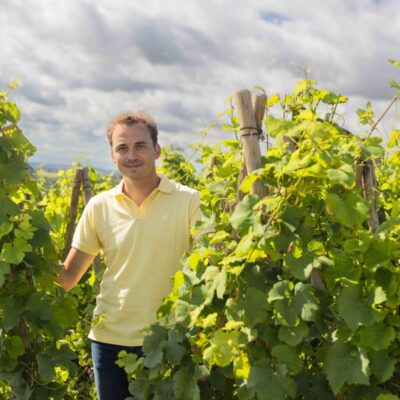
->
[[82, 167, 102, 283], [234, 90, 267, 198], [362, 160, 379, 232], [63, 169, 83, 261], [252, 93, 267, 131], [355, 157, 380, 233], [237, 93, 267, 201], [82, 167, 93, 206]]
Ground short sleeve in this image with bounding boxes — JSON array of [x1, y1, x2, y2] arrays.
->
[[71, 198, 101, 256]]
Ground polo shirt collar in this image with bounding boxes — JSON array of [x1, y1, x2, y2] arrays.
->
[[114, 174, 173, 200], [157, 174, 174, 193]]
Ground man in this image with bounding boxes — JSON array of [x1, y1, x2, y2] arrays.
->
[[58, 112, 201, 400]]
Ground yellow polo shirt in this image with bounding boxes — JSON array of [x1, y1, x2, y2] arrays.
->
[[71, 175, 200, 346]]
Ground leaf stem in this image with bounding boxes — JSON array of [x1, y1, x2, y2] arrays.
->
[[367, 91, 400, 137]]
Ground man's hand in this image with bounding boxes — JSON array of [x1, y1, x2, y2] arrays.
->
[[57, 247, 96, 291]]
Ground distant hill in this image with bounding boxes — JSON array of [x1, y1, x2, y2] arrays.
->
[[29, 162, 113, 175]]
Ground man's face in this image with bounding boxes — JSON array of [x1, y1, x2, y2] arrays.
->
[[111, 122, 161, 182]]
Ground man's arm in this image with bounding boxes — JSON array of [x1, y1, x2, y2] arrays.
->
[[57, 247, 96, 291]]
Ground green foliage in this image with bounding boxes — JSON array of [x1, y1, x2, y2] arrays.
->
[[118, 79, 400, 399], [159, 146, 200, 189], [0, 88, 82, 398], [37, 165, 117, 398], [2, 76, 400, 399], [0, 87, 118, 398]]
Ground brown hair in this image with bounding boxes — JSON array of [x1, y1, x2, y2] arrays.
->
[[107, 111, 158, 146]]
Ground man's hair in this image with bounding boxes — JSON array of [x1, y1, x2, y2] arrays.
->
[[107, 111, 158, 146]]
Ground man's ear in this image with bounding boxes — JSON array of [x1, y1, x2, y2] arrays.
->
[[155, 143, 161, 159]]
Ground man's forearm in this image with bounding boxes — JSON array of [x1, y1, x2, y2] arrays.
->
[[57, 247, 96, 291]]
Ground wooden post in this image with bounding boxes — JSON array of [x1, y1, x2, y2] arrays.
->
[[237, 93, 267, 201], [82, 167, 93, 206], [362, 160, 380, 233], [236, 160, 248, 201], [252, 93, 267, 131], [355, 157, 380, 233], [355, 160, 364, 188], [63, 169, 83, 260], [234, 90, 267, 198], [82, 167, 102, 281]]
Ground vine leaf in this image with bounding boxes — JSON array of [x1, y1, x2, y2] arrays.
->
[[323, 342, 370, 394], [238, 358, 296, 400], [173, 368, 200, 400]]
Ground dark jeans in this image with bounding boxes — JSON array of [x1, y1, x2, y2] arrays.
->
[[91, 339, 143, 400]]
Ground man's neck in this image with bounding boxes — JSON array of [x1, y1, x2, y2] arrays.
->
[[122, 174, 161, 207]]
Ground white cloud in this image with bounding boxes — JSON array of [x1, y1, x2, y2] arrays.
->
[[0, 0, 399, 169]]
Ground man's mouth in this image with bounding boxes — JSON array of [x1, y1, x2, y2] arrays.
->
[[125, 163, 143, 168]]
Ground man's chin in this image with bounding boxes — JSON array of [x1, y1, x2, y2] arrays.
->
[[121, 171, 146, 181]]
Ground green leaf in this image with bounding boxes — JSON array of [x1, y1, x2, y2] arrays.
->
[[239, 358, 296, 400], [285, 150, 313, 173], [358, 324, 395, 350], [265, 115, 296, 138], [215, 163, 235, 179], [323, 342, 369, 395], [0, 261, 10, 287], [26, 293, 53, 322], [267, 94, 280, 107], [284, 252, 314, 280], [174, 300, 196, 322], [356, 101, 375, 125], [216, 267, 227, 299], [326, 164, 355, 188], [166, 330, 186, 366], [390, 80, 400, 90], [233, 351, 250, 380], [0, 193, 19, 221], [364, 237, 393, 267], [268, 281, 293, 302], [143, 325, 168, 368], [326, 192, 369, 228], [173, 368, 200, 400], [272, 344, 302, 374], [369, 350, 396, 383], [388, 58, 400, 67], [278, 322, 308, 346], [297, 109, 315, 121], [116, 351, 143, 375], [241, 173, 260, 194], [337, 284, 381, 331], [36, 354, 56, 383], [0, 222, 13, 240], [3, 101, 20, 123], [203, 330, 240, 367], [201, 266, 227, 304], [6, 336, 25, 358], [11, 384, 31, 400], [373, 286, 387, 305], [377, 395, 400, 400], [292, 283, 319, 322], [0, 237, 32, 264], [241, 287, 269, 326], [230, 194, 258, 234], [3, 300, 25, 331]]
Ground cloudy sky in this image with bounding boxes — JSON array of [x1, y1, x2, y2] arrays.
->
[[1, 0, 399, 171]]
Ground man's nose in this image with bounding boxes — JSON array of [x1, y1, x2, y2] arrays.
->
[[127, 147, 139, 159]]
